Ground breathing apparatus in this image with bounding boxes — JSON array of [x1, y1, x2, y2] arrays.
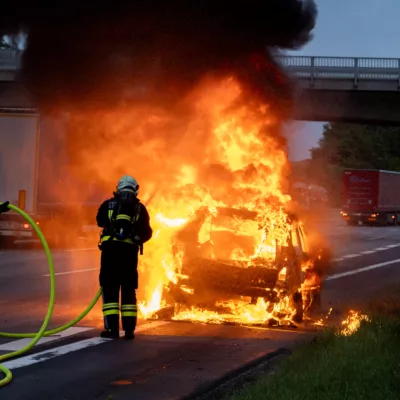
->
[[98, 176, 156, 255]]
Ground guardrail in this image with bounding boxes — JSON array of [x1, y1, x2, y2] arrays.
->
[[2, 50, 400, 83], [0, 49, 21, 70], [275, 55, 400, 82]]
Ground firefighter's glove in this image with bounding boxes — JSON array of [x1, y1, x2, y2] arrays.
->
[[0, 201, 10, 214]]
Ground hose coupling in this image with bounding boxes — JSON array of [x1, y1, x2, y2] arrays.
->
[[0, 201, 10, 214]]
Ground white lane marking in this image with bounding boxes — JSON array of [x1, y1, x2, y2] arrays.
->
[[333, 242, 400, 262], [2, 321, 170, 370], [326, 258, 400, 281], [2, 338, 110, 369], [64, 247, 98, 252], [0, 327, 94, 351], [42, 268, 97, 277], [341, 254, 359, 259]]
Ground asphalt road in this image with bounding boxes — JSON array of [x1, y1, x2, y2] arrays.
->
[[2, 213, 400, 399]]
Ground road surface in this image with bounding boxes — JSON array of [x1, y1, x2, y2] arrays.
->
[[1, 213, 400, 399]]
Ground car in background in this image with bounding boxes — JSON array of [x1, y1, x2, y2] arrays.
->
[[0, 211, 38, 247]]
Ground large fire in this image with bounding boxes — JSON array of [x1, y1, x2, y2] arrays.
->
[[106, 75, 319, 326], [62, 74, 322, 327]]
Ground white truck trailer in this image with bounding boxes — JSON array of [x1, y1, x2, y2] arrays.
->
[[0, 110, 104, 248], [0, 111, 40, 244]]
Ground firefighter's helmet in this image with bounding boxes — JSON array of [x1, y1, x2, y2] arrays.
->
[[117, 175, 139, 196]]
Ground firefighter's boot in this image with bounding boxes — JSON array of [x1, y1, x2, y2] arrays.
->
[[124, 331, 135, 340], [100, 329, 120, 339]]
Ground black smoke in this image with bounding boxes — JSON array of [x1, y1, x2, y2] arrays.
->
[[0, 1, 317, 114]]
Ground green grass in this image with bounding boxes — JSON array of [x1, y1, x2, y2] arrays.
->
[[226, 315, 400, 400]]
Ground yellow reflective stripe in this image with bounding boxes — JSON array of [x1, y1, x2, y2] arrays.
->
[[121, 306, 137, 312], [114, 237, 134, 244], [102, 303, 119, 310], [103, 310, 120, 316], [108, 212, 139, 223], [121, 311, 137, 317], [102, 303, 119, 315], [120, 304, 137, 317], [101, 236, 135, 244], [116, 214, 131, 221]]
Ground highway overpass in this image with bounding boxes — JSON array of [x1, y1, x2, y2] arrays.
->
[[1, 49, 400, 124], [275, 55, 400, 125]]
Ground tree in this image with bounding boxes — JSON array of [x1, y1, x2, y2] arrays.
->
[[311, 123, 400, 170], [307, 123, 400, 205]]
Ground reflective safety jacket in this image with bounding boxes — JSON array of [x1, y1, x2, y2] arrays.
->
[[96, 196, 153, 247]]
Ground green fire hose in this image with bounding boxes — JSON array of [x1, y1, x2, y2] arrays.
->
[[0, 201, 102, 389]]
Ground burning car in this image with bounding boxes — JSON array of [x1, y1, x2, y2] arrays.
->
[[150, 205, 323, 326]]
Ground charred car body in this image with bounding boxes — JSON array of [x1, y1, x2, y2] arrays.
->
[[156, 206, 323, 325]]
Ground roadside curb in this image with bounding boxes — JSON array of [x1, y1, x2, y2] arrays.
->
[[182, 348, 292, 400]]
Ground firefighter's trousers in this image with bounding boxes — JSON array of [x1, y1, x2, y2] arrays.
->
[[99, 241, 139, 333]]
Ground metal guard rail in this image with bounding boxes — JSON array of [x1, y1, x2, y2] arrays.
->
[[275, 55, 400, 81], [0, 48, 21, 70]]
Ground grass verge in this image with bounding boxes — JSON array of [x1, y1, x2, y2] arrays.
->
[[225, 286, 400, 400]]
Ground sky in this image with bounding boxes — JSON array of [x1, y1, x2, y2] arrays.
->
[[286, 0, 400, 161]]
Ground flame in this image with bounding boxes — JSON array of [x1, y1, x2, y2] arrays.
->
[[311, 307, 333, 327], [340, 310, 370, 336], [171, 297, 297, 326], [156, 214, 188, 228], [129, 76, 308, 326], [72, 75, 322, 326]]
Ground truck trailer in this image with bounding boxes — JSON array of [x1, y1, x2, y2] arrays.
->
[[0, 111, 40, 245], [0, 110, 105, 248], [341, 169, 400, 226]]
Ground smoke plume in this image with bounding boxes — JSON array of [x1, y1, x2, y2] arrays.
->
[[0, 1, 316, 112], [0, 1, 317, 200]]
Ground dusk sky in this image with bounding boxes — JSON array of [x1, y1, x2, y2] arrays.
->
[[286, 0, 398, 161]]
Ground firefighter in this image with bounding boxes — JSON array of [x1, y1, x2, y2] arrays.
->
[[96, 174, 153, 339]]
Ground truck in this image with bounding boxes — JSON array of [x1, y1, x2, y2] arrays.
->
[[0, 110, 105, 248], [341, 169, 400, 226]]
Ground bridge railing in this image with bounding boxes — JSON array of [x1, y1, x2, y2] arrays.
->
[[2, 50, 400, 82], [0, 48, 21, 70], [275, 55, 400, 81]]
